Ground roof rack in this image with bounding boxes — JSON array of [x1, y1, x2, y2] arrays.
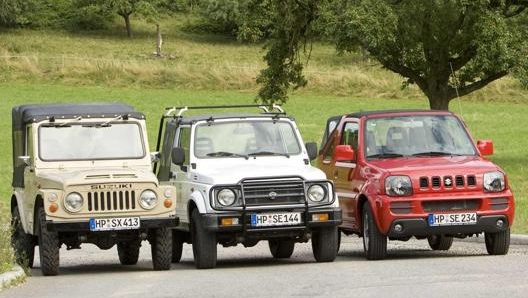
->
[[162, 104, 284, 118]]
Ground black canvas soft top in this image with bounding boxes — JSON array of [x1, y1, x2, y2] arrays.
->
[[12, 102, 145, 130]]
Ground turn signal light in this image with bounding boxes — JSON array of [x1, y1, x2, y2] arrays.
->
[[49, 203, 59, 213], [164, 199, 173, 208], [312, 213, 329, 222], [221, 218, 239, 226]]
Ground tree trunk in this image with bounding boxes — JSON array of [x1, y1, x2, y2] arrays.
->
[[123, 14, 132, 38], [427, 94, 451, 110]]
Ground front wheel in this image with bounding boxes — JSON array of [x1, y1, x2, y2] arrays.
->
[[191, 209, 217, 269], [150, 227, 172, 270], [427, 234, 453, 251], [269, 239, 295, 259], [171, 230, 184, 263], [11, 205, 35, 268], [37, 206, 60, 276], [312, 226, 338, 262], [485, 229, 510, 255], [362, 202, 387, 260]]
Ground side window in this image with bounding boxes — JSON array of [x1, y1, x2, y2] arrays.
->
[[175, 127, 191, 167], [341, 122, 359, 150]]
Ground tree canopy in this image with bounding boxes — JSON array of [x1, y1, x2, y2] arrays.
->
[[254, 0, 528, 110]]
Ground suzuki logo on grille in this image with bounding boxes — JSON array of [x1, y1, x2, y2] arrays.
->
[[444, 177, 452, 186], [268, 191, 278, 200]]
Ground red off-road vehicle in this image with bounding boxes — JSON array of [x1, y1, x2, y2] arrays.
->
[[317, 109, 515, 259]]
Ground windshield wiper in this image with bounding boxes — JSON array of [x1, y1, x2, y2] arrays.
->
[[248, 151, 290, 158], [206, 151, 249, 159], [412, 151, 458, 157], [367, 153, 404, 159]]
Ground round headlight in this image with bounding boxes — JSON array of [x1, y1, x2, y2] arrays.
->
[[385, 176, 412, 196], [217, 189, 236, 206], [307, 184, 326, 202], [140, 190, 158, 209], [65, 192, 84, 212], [483, 171, 505, 192]]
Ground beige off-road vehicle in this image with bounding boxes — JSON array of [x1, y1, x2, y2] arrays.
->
[[10, 103, 178, 275]]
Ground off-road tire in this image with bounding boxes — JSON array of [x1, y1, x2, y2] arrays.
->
[[37, 206, 60, 276], [312, 226, 338, 262], [427, 234, 454, 251], [172, 230, 184, 263], [485, 228, 510, 255], [11, 205, 35, 268], [362, 202, 387, 260], [151, 227, 172, 270], [191, 209, 217, 269], [268, 239, 295, 259], [117, 240, 141, 265]]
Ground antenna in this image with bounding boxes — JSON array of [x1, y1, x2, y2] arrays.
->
[[449, 61, 463, 116]]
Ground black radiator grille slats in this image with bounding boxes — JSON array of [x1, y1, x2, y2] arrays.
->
[[87, 190, 136, 212], [419, 175, 477, 190], [241, 178, 306, 206]]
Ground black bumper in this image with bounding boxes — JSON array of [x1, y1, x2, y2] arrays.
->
[[386, 215, 509, 238], [46, 217, 179, 233], [200, 208, 342, 237]]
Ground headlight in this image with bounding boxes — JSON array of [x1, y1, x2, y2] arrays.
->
[[140, 190, 158, 209], [385, 176, 412, 196], [307, 184, 326, 202], [217, 189, 236, 206], [65, 192, 84, 212], [483, 171, 505, 192]]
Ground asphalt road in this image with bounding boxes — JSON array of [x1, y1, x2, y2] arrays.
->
[[2, 235, 528, 298]]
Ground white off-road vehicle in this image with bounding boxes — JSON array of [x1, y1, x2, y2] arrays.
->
[[154, 104, 342, 269], [10, 103, 178, 275]]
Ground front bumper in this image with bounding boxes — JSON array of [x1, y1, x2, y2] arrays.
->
[[386, 215, 509, 238], [201, 208, 342, 238], [46, 217, 179, 232]]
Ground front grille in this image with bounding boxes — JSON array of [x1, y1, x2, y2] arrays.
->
[[241, 178, 306, 207], [87, 191, 137, 211], [422, 199, 479, 212], [419, 175, 477, 189]]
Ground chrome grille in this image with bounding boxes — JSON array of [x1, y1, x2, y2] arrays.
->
[[87, 190, 136, 211], [241, 178, 306, 207]]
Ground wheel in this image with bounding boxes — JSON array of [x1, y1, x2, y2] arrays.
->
[[150, 227, 172, 270], [427, 234, 453, 251], [485, 228, 510, 255], [337, 229, 341, 254], [11, 205, 35, 268], [117, 240, 141, 265], [311, 226, 338, 262], [268, 239, 295, 259], [362, 202, 387, 260], [172, 230, 184, 263], [191, 209, 217, 269], [37, 206, 60, 276]]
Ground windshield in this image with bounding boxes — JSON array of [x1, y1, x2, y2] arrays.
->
[[364, 115, 477, 158], [39, 123, 145, 160], [194, 120, 301, 158]]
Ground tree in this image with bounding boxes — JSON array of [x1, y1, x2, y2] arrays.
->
[[104, 0, 159, 37], [255, 0, 528, 110]]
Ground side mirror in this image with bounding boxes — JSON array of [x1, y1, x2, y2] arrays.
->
[[150, 151, 160, 163], [305, 142, 318, 161], [171, 147, 186, 165], [477, 139, 493, 156], [334, 145, 355, 162]]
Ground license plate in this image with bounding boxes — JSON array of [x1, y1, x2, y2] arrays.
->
[[89, 217, 140, 231], [250, 212, 302, 227], [428, 212, 477, 226]]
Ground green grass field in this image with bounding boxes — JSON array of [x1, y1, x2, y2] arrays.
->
[[0, 16, 527, 272]]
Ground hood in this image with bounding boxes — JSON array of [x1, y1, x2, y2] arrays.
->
[[36, 168, 159, 190], [367, 155, 501, 176], [190, 160, 326, 185]]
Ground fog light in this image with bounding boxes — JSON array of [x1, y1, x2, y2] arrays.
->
[[221, 218, 239, 226], [496, 219, 504, 228], [312, 213, 329, 222], [394, 224, 403, 232]]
